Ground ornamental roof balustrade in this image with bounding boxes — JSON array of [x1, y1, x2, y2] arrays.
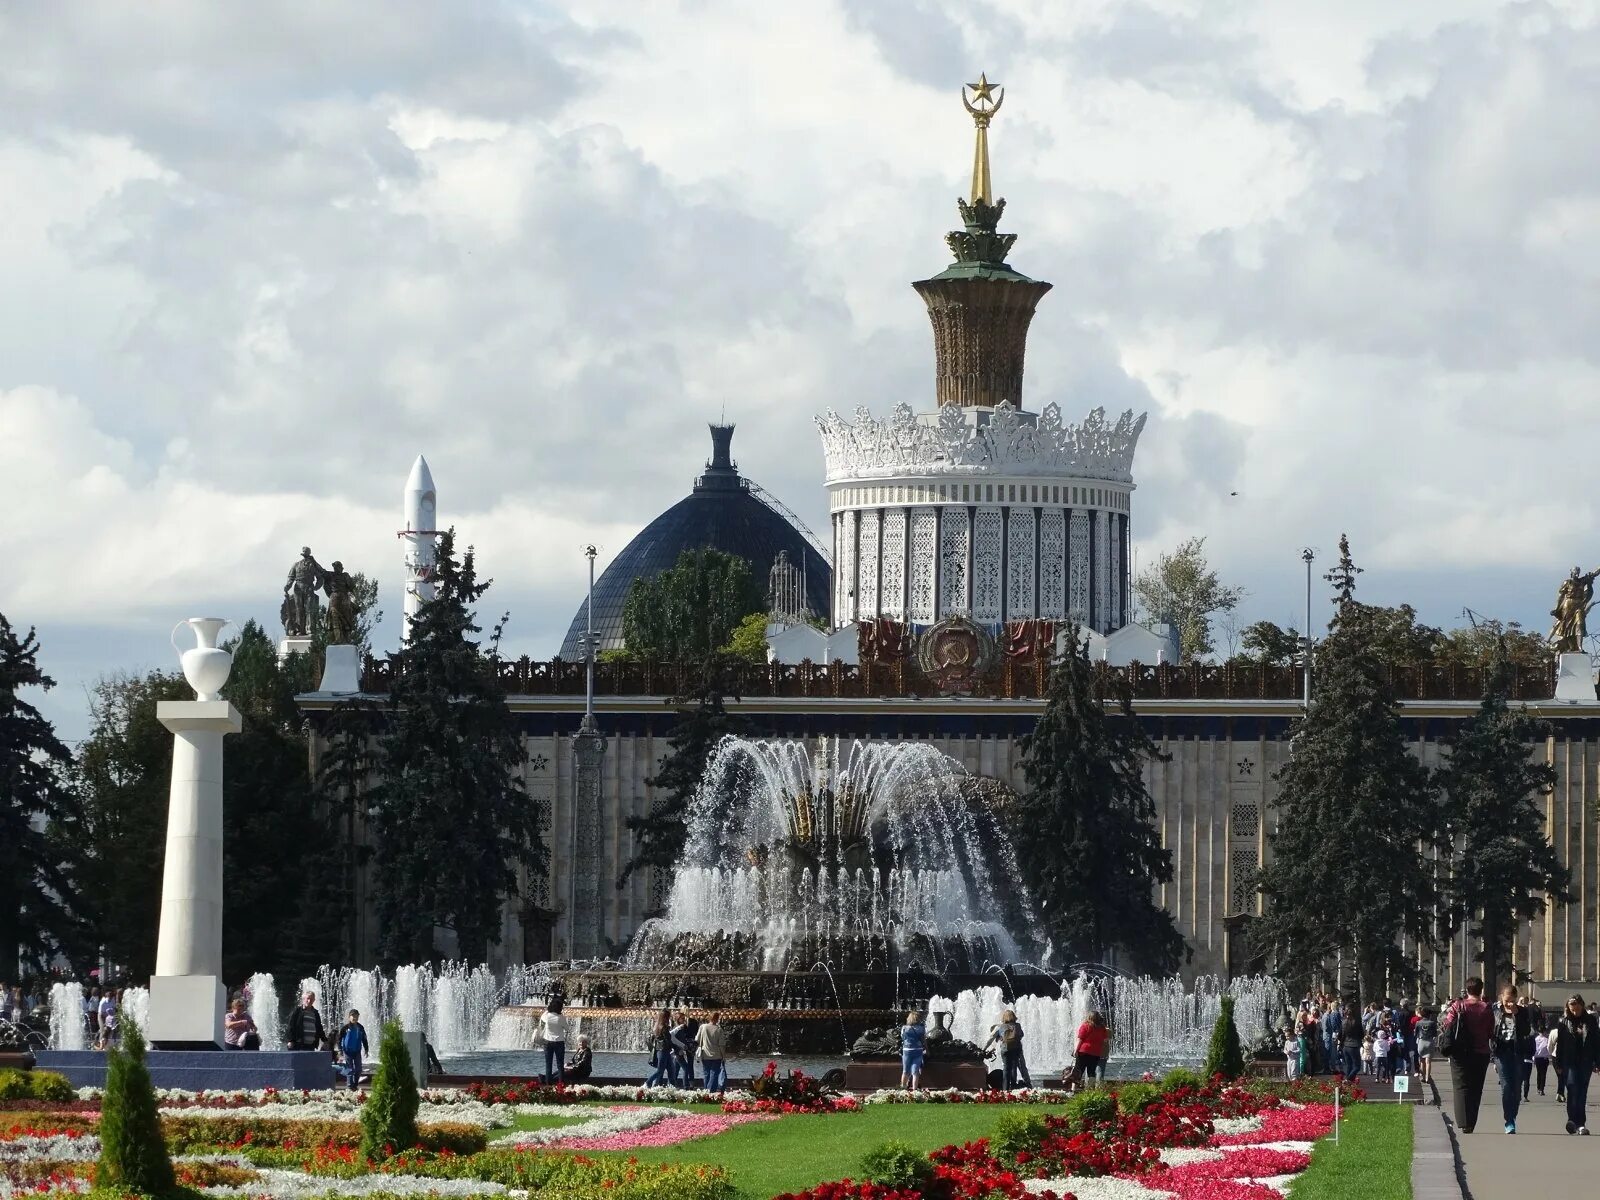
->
[[354, 654, 1557, 703], [815, 400, 1146, 485]]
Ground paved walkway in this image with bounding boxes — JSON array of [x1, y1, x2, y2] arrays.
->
[[1429, 1063, 1600, 1198]]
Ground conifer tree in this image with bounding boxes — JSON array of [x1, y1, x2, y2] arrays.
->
[[0, 613, 91, 972], [1254, 535, 1445, 1007], [359, 1021, 419, 1161], [1438, 658, 1570, 986], [96, 1020, 176, 1197], [370, 530, 546, 964], [1202, 996, 1247, 1080], [617, 655, 752, 894], [1014, 629, 1184, 973]]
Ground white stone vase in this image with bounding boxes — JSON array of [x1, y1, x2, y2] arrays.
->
[[172, 617, 233, 700]]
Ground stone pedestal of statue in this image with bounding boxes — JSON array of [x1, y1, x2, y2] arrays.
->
[[318, 644, 362, 693], [150, 698, 241, 1048], [278, 635, 313, 661], [1554, 651, 1596, 701]]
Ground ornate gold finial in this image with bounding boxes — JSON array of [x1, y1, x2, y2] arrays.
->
[[962, 73, 1004, 204]]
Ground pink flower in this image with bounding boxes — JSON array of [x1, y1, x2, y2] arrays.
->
[[555, 1112, 777, 1150]]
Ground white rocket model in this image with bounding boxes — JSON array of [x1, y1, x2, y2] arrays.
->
[[400, 455, 438, 640]]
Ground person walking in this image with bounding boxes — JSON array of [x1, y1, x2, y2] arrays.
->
[[1340, 1005, 1363, 1080], [286, 991, 326, 1052], [1532, 1026, 1551, 1098], [337, 1010, 369, 1092], [1449, 977, 1496, 1134], [1064, 1011, 1110, 1090], [1491, 985, 1531, 1132], [1415, 1006, 1438, 1085], [899, 1010, 926, 1091], [697, 1011, 728, 1095], [1553, 993, 1600, 1134], [668, 1010, 694, 1088], [539, 999, 568, 1085], [645, 1010, 673, 1087], [678, 1011, 701, 1089], [1282, 1027, 1301, 1081]]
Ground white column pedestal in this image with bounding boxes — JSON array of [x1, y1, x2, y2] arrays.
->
[[152, 700, 241, 1048], [1555, 651, 1596, 701], [318, 644, 362, 693], [279, 635, 313, 661]]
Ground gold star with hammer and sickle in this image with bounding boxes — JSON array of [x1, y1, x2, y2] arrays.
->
[[967, 73, 999, 104]]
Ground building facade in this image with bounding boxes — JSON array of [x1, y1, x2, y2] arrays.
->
[[303, 662, 1600, 1000]]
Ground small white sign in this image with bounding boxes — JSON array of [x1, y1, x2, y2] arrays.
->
[[1393, 1074, 1411, 1094]]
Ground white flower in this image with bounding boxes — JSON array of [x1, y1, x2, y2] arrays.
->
[[1158, 1147, 1225, 1166], [1211, 1116, 1264, 1135], [500, 1106, 670, 1148], [199, 1168, 511, 1197], [1024, 1177, 1172, 1199], [1219, 1140, 1315, 1154], [0, 1134, 100, 1162]]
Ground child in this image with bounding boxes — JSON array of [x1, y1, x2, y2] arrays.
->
[[1361, 1032, 1376, 1079], [336, 1009, 369, 1093], [1282, 1027, 1300, 1081], [1373, 1027, 1393, 1082]]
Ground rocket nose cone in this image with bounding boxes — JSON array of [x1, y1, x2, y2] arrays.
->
[[406, 454, 435, 494]]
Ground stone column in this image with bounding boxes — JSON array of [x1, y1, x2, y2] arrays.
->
[[149, 618, 241, 1049], [569, 719, 607, 959]]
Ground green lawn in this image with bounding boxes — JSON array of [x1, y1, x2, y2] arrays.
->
[[1288, 1102, 1413, 1199], [486, 1111, 590, 1138], [588, 1104, 1059, 1199]]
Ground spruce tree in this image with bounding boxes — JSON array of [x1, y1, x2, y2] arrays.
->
[[370, 530, 546, 964], [0, 613, 91, 972], [1438, 658, 1570, 986], [359, 1021, 420, 1161], [617, 655, 752, 894], [1254, 535, 1445, 1007], [96, 1020, 176, 1198], [1013, 629, 1184, 972], [1202, 996, 1246, 1080]]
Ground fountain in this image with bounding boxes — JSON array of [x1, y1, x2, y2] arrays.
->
[[245, 972, 280, 1049], [48, 982, 86, 1051]]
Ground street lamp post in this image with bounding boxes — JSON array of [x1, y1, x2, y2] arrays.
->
[[1301, 548, 1315, 709]]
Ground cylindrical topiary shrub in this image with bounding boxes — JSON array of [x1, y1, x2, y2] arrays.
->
[[1203, 995, 1247, 1080], [95, 1019, 177, 1198], [359, 1021, 419, 1161]]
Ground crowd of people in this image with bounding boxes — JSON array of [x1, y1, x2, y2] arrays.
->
[[1286, 992, 1441, 1084], [892, 1006, 1111, 1093], [642, 1008, 725, 1092]]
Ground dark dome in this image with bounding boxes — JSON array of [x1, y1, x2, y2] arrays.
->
[[559, 425, 832, 657]]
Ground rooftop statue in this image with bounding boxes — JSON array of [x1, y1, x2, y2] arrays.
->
[[323, 560, 358, 647], [1549, 565, 1600, 654], [282, 547, 325, 638]]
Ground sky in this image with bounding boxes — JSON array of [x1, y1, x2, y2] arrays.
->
[[5, 0, 1600, 741]]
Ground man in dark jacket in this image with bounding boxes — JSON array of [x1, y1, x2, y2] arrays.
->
[[1449, 977, 1496, 1134], [1553, 993, 1600, 1135], [285, 991, 325, 1051]]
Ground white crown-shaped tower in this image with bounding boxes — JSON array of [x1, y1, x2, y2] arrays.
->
[[815, 82, 1145, 636]]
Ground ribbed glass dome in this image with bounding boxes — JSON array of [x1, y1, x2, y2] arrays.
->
[[558, 426, 832, 657]]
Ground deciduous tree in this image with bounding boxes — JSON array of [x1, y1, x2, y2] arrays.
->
[[622, 548, 762, 660], [1132, 537, 1244, 661]]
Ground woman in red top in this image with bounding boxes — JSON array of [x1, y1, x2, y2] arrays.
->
[[1062, 1010, 1110, 1090]]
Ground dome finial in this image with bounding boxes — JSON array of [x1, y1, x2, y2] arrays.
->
[[708, 423, 735, 473], [962, 73, 1004, 205]]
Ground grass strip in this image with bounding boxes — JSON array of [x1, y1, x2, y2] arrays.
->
[[1288, 1101, 1413, 1199]]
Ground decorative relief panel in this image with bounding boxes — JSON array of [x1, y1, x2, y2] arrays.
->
[[1006, 508, 1036, 618], [857, 509, 880, 620], [939, 506, 970, 617], [972, 507, 1003, 623], [1109, 514, 1123, 628], [839, 510, 857, 624], [1039, 509, 1066, 619], [1229, 848, 1259, 915], [1094, 511, 1110, 631], [1068, 511, 1091, 620], [881, 508, 907, 619], [909, 507, 938, 624]]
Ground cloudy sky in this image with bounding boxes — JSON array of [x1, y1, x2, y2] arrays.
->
[[5, 0, 1598, 739]]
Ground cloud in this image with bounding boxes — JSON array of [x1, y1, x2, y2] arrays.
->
[[6, 0, 1600, 739]]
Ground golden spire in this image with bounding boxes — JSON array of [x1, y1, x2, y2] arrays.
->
[[961, 73, 1004, 205]]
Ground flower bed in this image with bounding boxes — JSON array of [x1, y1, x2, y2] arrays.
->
[[780, 1077, 1345, 1200]]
